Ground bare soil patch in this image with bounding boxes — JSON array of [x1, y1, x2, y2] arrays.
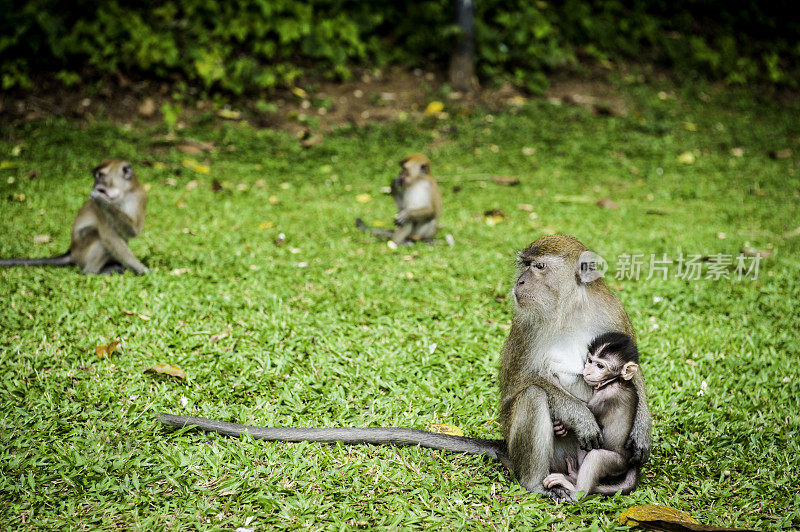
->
[[0, 67, 635, 136]]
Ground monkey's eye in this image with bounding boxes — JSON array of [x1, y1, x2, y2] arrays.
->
[[596, 363, 605, 369], [533, 262, 546, 270]]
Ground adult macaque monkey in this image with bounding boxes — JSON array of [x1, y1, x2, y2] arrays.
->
[[159, 235, 650, 501], [500, 235, 650, 500], [355, 153, 442, 245], [543, 332, 642, 499], [0, 160, 149, 274]]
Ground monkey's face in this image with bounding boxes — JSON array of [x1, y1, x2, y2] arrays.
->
[[395, 155, 431, 188], [92, 160, 136, 201], [583, 352, 637, 387], [512, 252, 574, 311], [582, 353, 615, 385]]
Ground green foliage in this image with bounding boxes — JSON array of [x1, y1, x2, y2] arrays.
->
[[159, 102, 182, 132], [0, 0, 797, 92], [475, 1, 573, 92]]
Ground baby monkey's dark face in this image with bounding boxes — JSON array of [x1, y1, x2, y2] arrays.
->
[[582, 353, 618, 385], [583, 332, 641, 388]]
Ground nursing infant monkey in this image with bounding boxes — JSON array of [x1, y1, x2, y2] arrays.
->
[[160, 235, 651, 502], [0, 160, 148, 275], [356, 153, 442, 245], [543, 332, 642, 499]]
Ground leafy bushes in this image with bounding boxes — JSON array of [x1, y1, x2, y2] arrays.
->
[[1, 0, 797, 93]]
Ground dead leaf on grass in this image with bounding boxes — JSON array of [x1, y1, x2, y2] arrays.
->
[[182, 159, 210, 174], [177, 144, 203, 155], [428, 423, 464, 437], [483, 209, 506, 226], [33, 234, 51, 244], [145, 364, 185, 379], [740, 247, 772, 258], [553, 194, 593, 204], [424, 101, 444, 115], [290, 87, 309, 99], [355, 193, 372, 203], [209, 331, 230, 344], [298, 130, 323, 148], [138, 98, 155, 117], [782, 226, 800, 239], [95, 340, 120, 359], [596, 198, 620, 209], [617, 504, 757, 531], [678, 151, 696, 164], [491, 175, 520, 186], [215, 108, 241, 120], [769, 148, 792, 159], [121, 310, 151, 321]]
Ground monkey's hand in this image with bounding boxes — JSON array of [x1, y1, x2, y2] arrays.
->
[[574, 419, 603, 451], [625, 422, 651, 465], [90, 189, 112, 205], [553, 420, 569, 437], [550, 400, 602, 451], [394, 210, 410, 226], [625, 372, 652, 465], [565, 456, 579, 478]]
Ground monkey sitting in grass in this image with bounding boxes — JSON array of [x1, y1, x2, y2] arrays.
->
[[543, 332, 644, 499], [0, 160, 148, 274], [356, 153, 442, 245]]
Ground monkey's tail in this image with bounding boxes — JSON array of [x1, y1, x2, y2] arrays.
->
[[354, 218, 394, 239], [159, 413, 511, 468], [592, 468, 639, 496], [0, 252, 72, 267]]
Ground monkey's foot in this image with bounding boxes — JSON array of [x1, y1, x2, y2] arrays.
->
[[525, 483, 577, 503], [542, 486, 577, 503], [543, 473, 576, 492]]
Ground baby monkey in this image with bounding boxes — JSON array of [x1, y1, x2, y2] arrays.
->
[[0, 160, 148, 274], [543, 332, 642, 499], [356, 153, 442, 245]]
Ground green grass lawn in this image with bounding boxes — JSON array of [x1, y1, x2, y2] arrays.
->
[[1, 80, 798, 530]]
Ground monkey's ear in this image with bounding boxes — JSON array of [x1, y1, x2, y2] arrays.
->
[[621, 362, 639, 380], [420, 163, 430, 174], [576, 250, 606, 284]]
